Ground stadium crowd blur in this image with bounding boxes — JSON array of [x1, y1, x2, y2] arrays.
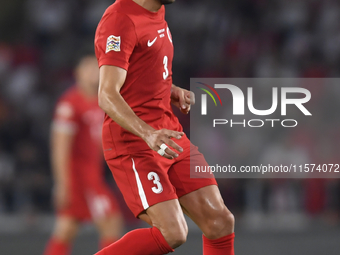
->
[[0, 0, 340, 227]]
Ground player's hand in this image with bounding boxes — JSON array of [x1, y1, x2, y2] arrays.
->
[[53, 184, 69, 210], [171, 85, 195, 114], [143, 129, 184, 159]]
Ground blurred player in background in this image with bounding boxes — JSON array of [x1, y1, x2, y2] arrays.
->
[[94, 0, 235, 254], [43, 53, 123, 255]]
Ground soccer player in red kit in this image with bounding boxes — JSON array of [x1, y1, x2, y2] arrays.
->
[[43, 54, 123, 255], [94, 0, 235, 254]]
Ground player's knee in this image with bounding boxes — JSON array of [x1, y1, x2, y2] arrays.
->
[[96, 214, 123, 239], [204, 207, 235, 240], [54, 227, 78, 243], [53, 218, 79, 243], [167, 223, 188, 248], [158, 220, 188, 249]]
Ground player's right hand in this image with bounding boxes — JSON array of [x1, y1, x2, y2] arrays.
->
[[53, 184, 69, 210], [144, 129, 184, 160]]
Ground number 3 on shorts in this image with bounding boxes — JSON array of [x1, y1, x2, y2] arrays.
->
[[148, 172, 163, 194]]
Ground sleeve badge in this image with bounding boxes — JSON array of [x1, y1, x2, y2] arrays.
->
[[106, 35, 121, 53]]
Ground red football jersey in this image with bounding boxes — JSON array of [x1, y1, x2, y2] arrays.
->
[[53, 86, 104, 184], [95, 0, 182, 159]]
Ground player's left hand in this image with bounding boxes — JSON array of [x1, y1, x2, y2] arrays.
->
[[171, 85, 195, 114]]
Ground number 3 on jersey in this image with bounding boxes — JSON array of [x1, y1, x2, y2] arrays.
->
[[163, 56, 169, 80], [148, 172, 163, 194]]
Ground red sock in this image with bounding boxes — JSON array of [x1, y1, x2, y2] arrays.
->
[[43, 238, 71, 255], [95, 227, 174, 255], [203, 233, 235, 255], [99, 238, 118, 250]]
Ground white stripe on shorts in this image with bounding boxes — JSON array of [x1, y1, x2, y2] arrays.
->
[[131, 158, 149, 210]]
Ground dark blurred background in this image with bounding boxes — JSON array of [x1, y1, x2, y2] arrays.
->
[[1, 0, 340, 254]]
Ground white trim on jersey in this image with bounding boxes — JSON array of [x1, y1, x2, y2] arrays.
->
[[131, 158, 149, 210]]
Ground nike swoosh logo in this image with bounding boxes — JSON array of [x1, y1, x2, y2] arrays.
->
[[147, 37, 157, 47]]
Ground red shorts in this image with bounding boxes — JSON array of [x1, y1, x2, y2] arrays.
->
[[106, 136, 217, 217], [58, 178, 120, 222]]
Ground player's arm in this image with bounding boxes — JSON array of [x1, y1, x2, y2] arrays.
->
[[171, 84, 195, 114], [50, 117, 75, 210], [98, 65, 184, 159]]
